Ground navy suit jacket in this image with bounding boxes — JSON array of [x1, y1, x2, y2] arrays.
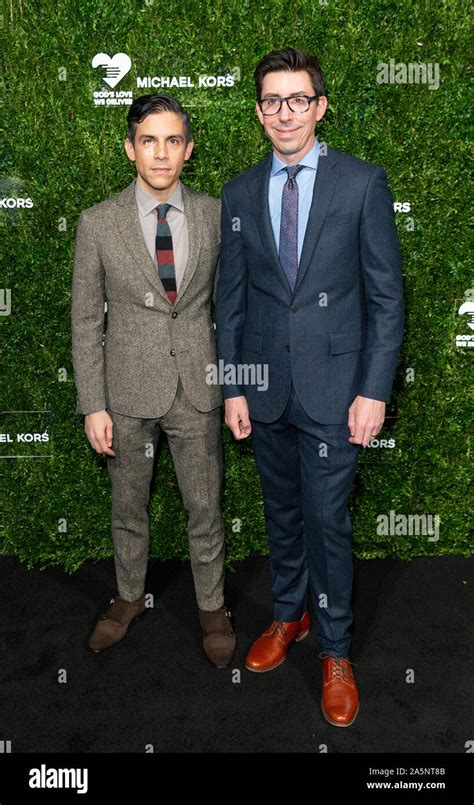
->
[[215, 145, 404, 424]]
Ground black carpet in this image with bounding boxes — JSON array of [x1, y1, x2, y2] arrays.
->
[[0, 553, 472, 754]]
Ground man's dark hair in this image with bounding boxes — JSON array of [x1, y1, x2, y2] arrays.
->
[[254, 47, 326, 100], [126, 94, 192, 145]]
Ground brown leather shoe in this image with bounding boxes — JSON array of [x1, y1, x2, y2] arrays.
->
[[320, 652, 359, 726], [245, 611, 310, 672], [198, 606, 236, 668], [87, 594, 147, 653]]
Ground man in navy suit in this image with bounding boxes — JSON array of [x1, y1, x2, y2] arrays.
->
[[215, 47, 404, 726]]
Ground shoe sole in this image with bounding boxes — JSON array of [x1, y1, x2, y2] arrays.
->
[[245, 626, 310, 673], [86, 609, 147, 654], [321, 700, 359, 727]]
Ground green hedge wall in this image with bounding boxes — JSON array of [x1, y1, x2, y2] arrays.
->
[[0, 0, 471, 573]]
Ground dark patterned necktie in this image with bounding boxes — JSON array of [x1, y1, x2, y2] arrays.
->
[[279, 164, 304, 292], [155, 203, 177, 304]]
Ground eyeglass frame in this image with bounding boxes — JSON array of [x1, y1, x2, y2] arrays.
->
[[257, 94, 319, 116]]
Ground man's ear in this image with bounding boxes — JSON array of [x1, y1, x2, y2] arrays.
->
[[184, 139, 194, 161], [124, 138, 135, 162], [315, 96, 328, 123]]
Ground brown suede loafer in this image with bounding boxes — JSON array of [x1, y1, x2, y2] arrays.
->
[[245, 611, 310, 672], [198, 606, 236, 668], [320, 653, 360, 727], [87, 594, 147, 653]]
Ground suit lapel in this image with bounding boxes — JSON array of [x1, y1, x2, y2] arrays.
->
[[251, 154, 292, 299], [175, 183, 202, 304], [114, 181, 170, 304], [294, 147, 339, 294]]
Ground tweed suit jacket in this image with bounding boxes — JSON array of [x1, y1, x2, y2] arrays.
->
[[71, 180, 222, 417]]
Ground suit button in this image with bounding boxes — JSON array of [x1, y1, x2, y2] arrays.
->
[[284, 345, 290, 352], [170, 349, 176, 356], [171, 311, 178, 318], [290, 304, 299, 312]]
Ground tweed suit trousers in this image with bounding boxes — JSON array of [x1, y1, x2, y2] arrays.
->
[[106, 376, 225, 610]]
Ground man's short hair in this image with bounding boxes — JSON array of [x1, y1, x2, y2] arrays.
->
[[254, 47, 326, 100], [126, 94, 192, 145]]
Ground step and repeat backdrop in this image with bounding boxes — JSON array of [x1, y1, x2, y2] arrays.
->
[[1, 0, 471, 571]]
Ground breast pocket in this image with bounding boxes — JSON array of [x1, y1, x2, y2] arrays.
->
[[322, 213, 353, 230]]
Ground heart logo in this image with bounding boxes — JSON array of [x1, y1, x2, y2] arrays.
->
[[91, 52, 131, 88]]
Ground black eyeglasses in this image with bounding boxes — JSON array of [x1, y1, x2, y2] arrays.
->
[[258, 95, 319, 116]]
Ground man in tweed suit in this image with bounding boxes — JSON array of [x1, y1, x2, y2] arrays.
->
[[71, 94, 235, 667]]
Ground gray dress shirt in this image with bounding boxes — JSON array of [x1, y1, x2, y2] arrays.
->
[[134, 178, 189, 290]]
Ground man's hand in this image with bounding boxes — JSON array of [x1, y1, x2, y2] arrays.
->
[[84, 410, 116, 456], [224, 396, 252, 440], [348, 395, 385, 447]]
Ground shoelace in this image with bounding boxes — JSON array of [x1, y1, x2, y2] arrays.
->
[[268, 621, 288, 638], [319, 652, 357, 681]]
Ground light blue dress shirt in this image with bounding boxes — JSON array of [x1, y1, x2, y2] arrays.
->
[[269, 137, 320, 263]]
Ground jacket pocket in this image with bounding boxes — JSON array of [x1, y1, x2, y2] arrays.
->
[[329, 327, 367, 355]]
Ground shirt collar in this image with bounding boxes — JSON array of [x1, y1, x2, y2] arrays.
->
[[134, 178, 184, 216], [270, 136, 320, 177]]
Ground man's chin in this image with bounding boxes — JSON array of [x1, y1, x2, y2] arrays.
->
[[147, 175, 175, 189], [273, 140, 302, 156]]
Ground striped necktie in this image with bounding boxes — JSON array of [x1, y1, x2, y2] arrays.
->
[[155, 203, 177, 304]]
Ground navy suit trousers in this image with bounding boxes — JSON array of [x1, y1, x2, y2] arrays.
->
[[250, 383, 361, 658]]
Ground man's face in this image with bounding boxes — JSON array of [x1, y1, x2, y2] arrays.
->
[[124, 111, 193, 200], [256, 70, 327, 163]]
